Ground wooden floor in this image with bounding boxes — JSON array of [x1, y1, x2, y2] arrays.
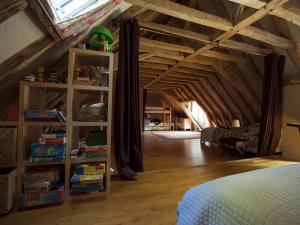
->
[[0, 132, 296, 225], [142, 131, 233, 171]]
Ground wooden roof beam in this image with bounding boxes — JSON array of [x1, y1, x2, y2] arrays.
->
[[142, 56, 177, 65], [227, 0, 300, 27], [140, 37, 194, 53], [139, 68, 165, 74], [140, 45, 185, 61], [128, 0, 295, 49], [180, 62, 214, 72], [171, 67, 210, 77], [139, 53, 155, 61], [139, 62, 169, 70], [139, 21, 271, 55], [200, 50, 248, 63]]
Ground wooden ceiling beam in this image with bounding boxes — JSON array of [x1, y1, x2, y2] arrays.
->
[[139, 52, 155, 61], [200, 50, 248, 63], [171, 67, 210, 77], [227, 0, 300, 27], [180, 62, 214, 72], [139, 62, 169, 70], [139, 21, 271, 55], [139, 68, 165, 74], [168, 72, 207, 80], [128, 0, 294, 48], [140, 37, 194, 53], [140, 45, 185, 61], [185, 56, 228, 66], [142, 57, 177, 65]]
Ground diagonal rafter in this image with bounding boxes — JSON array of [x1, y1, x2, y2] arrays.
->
[[227, 0, 300, 27], [139, 21, 271, 55], [131, 0, 291, 89], [128, 0, 295, 49]]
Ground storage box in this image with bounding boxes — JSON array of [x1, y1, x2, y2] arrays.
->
[[0, 128, 17, 164], [0, 168, 16, 214], [20, 185, 64, 208], [23, 168, 60, 184], [31, 144, 66, 157]]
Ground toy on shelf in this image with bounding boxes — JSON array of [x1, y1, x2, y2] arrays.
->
[[37, 67, 45, 82], [24, 71, 36, 82], [47, 69, 58, 83], [88, 26, 113, 52]]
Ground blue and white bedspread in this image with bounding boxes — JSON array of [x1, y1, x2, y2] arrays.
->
[[177, 164, 300, 225]]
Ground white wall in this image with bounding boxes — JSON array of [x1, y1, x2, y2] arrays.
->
[[0, 11, 45, 64], [282, 84, 300, 161]]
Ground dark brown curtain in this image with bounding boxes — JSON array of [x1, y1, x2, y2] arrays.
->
[[258, 54, 285, 156], [114, 18, 143, 179], [142, 89, 148, 132]]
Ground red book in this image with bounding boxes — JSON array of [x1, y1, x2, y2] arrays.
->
[[39, 138, 66, 144]]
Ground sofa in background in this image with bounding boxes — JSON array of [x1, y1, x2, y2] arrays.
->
[[201, 123, 260, 154]]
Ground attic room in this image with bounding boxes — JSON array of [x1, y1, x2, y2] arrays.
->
[[1, 0, 300, 224]]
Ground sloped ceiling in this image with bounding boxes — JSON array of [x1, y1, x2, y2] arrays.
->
[[0, 0, 300, 127]]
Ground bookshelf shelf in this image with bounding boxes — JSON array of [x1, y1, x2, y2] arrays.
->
[[72, 85, 109, 92], [23, 160, 65, 167], [0, 163, 17, 168], [71, 157, 107, 164], [21, 81, 68, 89], [13, 48, 113, 208], [0, 121, 19, 126], [22, 122, 67, 126], [71, 121, 108, 127]]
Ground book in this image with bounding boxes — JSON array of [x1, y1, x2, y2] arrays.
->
[[71, 174, 103, 182], [75, 163, 105, 175], [56, 111, 67, 122], [31, 143, 66, 157], [86, 153, 107, 158], [25, 110, 57, 119], [76, 77, 90, 81], [71, 183, 104, 194], [41, 133, 66, 138], [39, 137, 66, 144], [29, 155, 65, 163]]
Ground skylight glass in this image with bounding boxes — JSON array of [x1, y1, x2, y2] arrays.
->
[[47, 0, 111, 24]]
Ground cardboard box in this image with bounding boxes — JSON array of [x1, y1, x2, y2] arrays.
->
[[0, 168, 16, 214], [0, 128, 17, 164]]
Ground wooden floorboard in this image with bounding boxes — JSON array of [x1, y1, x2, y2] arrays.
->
[[0, 133, 296, 225]]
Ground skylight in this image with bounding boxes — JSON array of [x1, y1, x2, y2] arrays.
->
[[47, 0, 111, 24]]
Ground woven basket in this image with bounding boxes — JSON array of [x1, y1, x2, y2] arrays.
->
[[0, 128, 17, 164], [0, 168, 16, 214]]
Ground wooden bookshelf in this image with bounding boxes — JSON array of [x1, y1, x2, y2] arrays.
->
[[11, 48, 113, 209]]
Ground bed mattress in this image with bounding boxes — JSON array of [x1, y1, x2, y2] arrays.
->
[[177, 164, 300, 225]]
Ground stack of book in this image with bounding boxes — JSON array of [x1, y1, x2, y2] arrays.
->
[[71, 163, 105, 194], [85, 145, 107, 158], [29, 133, 66, 163], [20, 167, 64, 207]]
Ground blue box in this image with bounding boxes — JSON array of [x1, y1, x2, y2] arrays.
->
[[31, 144, 66, 157]]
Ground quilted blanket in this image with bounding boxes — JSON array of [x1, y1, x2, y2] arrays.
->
[[177, 164, 300, 225]]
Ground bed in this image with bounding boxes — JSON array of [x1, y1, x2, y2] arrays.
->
[[177, 164, 300, 225]]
